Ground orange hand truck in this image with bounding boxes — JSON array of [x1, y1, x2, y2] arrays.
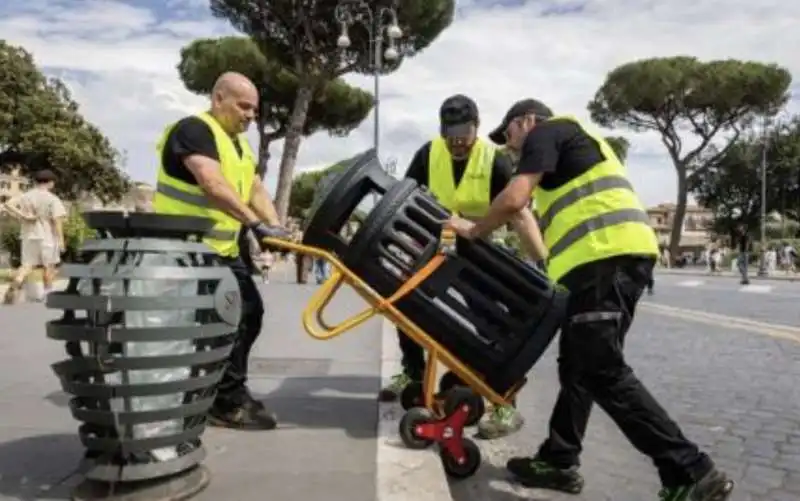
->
[[262, 230, 527, 479]]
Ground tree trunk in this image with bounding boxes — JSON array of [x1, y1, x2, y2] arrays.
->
[[256, 115, 271, 179], [274, 84, 314, 223], [669, 166, 689, 262]]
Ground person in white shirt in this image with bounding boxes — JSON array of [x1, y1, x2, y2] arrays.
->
[[2, 170, 66, 303]]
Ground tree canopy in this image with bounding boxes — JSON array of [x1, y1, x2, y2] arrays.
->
[[588, 56, 791, 257], [177, 36, 374, 174], [604, 136, 630, 162], [0, 40, 129, 201], [289, 160, 350, 219], [209, 0, 455, 222], [689, 118, 800, 239]]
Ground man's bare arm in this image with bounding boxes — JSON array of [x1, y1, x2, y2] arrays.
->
[[248, 178, 281, 226], [2, 198, 36, 222], [509, 209, 548, 262], [53, 216, 65, 248], [184, 154, 259, 225]]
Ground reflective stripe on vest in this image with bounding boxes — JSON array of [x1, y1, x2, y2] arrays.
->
[[154, 183, 238, 241], [428, 137, 494, 218], [534, 115, 658, 283], [538, 176, 636, 233], [152, 112, 255, 257]]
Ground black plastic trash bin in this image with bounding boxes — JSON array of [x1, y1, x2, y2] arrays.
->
[[45, 212, 242, 500], [344, 180, 567, 394], [302, 148, 395, 257], [303, 154, 568, 396]]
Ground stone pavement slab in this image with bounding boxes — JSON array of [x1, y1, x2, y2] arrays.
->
[[449, 306, 800, 501]]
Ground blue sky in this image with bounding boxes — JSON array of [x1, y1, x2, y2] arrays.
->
[[2, 0, 799, 206]]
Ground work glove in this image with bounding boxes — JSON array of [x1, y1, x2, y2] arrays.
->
[[248, 222, 291, 252]]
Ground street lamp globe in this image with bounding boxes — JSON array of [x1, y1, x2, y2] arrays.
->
[[387, 23, 402, 39], [384, 45, 399, 61], [337, 21, 351, 48]]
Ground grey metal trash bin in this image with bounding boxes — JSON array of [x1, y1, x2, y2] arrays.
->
[[45, 212, 242, 500]]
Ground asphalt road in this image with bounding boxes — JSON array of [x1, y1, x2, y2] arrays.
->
[[450, 274, 800, 501], [649, 273, 800, 326]]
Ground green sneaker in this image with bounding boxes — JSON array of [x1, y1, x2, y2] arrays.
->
[[378, 372, 414, 402], [658, 467, 734, 501], [477, 404, 524, 439], [506, 456, 584, 493]]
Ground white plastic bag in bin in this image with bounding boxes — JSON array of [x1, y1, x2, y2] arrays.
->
[[78, 251, 199, 462]]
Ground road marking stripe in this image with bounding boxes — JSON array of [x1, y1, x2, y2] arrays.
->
[[376, 318, 453, 501], [641, 303, 800, 343], [739, 284, 773, 294], [677, 280, 704, 287]]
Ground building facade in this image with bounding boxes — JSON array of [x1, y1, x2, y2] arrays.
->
[[646, 203, 714, 249]]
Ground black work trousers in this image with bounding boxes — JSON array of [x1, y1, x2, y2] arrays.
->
[[398, 327, 426, 381], [535, 256, 713, 488], [214, 257, 265, 409]]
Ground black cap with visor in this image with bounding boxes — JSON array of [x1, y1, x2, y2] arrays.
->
[[489, 99, 553, 145], [439, 94, 479, 137]]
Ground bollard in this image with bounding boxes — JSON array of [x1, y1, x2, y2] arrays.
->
[[45, 211, 242, 501]]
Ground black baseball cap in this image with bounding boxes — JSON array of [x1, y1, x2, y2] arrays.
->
[[489, 98, 553, 145], [439, 94, 479, 137]]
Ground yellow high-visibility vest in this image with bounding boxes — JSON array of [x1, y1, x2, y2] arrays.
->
[[534, 115, 658, 283], [152, 112, 255, 257], [428, 137, 494, 218]]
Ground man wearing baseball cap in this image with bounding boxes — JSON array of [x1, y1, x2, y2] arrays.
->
[[378, 94, 548, 440], [446, 99, 734, 501]]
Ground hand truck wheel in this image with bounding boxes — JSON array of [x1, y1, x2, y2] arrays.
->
[[443, 386, 485, 427], [440, 438, 481, 479], [438, 370, 467, 394], [398, 407, 435, 450], [400, 381, 424, 411]]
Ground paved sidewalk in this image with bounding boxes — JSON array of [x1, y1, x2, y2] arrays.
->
[[0, 280, 388, 501]]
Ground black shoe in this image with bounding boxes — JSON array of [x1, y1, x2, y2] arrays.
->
[[506, 456, 584, 494], [208, 395, 277, 430], [658, 467, 734, 501], [378, 372, 418, 402]]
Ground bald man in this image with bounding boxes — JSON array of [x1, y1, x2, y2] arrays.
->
[[153, 72, 289, 430]]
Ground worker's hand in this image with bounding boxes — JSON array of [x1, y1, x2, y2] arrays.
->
[[445, 216, 477, 240], [249, 222, 291, 251]]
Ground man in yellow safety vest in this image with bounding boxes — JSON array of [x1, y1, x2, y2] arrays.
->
[[447, 99, 734, 501], [153, 71, 289, 431], [378, 94, 548, 440]]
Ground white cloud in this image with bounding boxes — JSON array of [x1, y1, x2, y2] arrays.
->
[[1, 0, 799, 206]]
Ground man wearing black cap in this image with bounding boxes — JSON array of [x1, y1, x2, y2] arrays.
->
[[446, 99, 734, 501], [378, 94, 548, 440]]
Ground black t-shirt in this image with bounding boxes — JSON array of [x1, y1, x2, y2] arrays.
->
[[515, 119, 605, 191], [404, 141, 514, 200], [161, 116, 246, 185]]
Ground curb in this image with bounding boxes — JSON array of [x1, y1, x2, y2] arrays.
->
[[655, 270, 798, 282], [376, 318, 453, 501]]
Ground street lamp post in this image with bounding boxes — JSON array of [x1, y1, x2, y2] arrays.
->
[[335, 0, 402, 161], [757, 118, 770, 277]]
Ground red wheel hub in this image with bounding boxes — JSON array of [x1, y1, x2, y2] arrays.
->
[[413, 403, 470, 464]]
